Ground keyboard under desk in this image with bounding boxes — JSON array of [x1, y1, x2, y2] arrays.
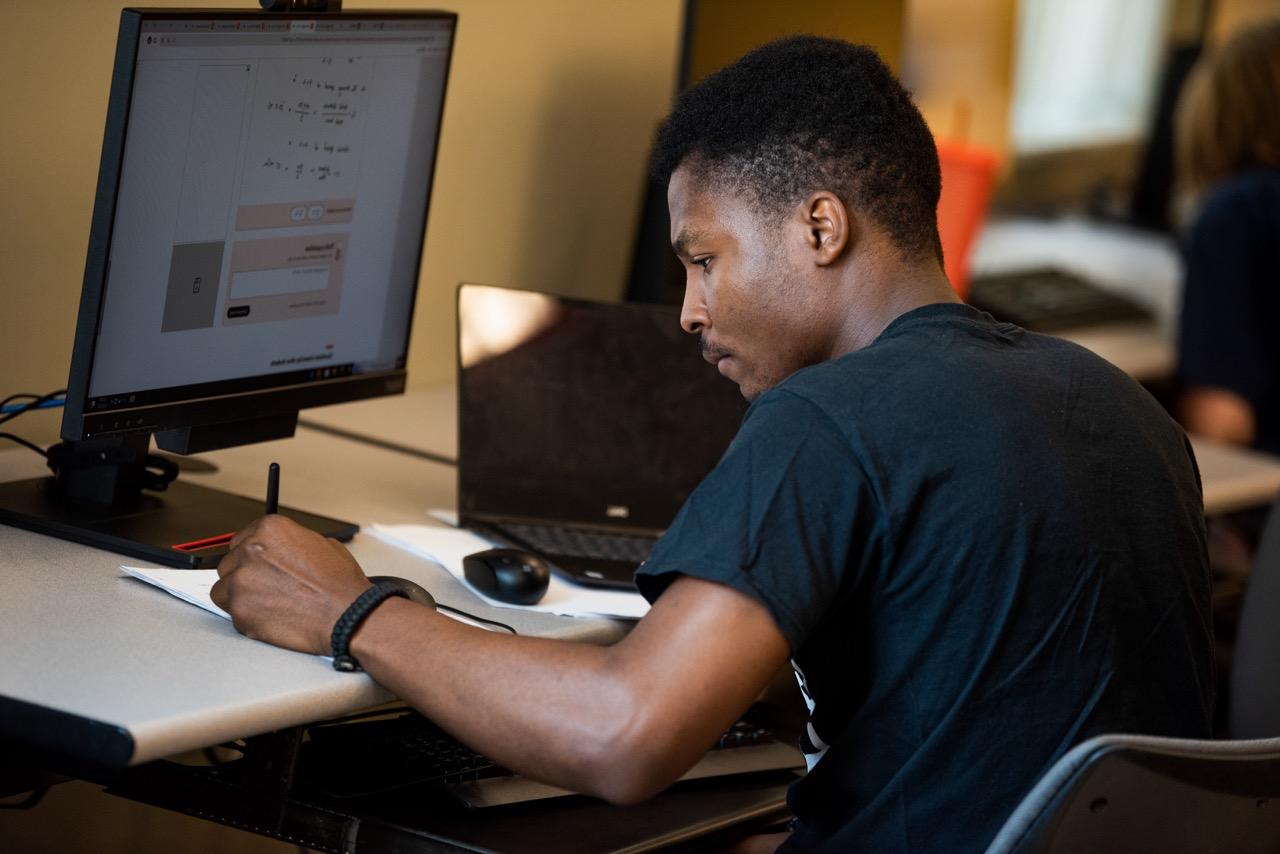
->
[[101, 706, 801, 854]]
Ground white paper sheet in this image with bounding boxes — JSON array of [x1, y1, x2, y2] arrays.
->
[[367, 523, 650, 620], [119, 564, 499, 632], [120, 565, 230, 619]]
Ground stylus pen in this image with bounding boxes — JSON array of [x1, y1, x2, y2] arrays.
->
[[265, 462, 280, 515]]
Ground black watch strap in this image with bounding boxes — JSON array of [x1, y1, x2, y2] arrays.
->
[[330, 582, 408, 672]]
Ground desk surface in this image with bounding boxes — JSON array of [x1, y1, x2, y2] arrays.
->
[[0, 428, 625, 769], [1053, 322, 1174, 385], [306, 386, 1280, 519], [1191, 439, 1280, 517], [971, 216, 1180, 383], [971, 217, 1181, 326]]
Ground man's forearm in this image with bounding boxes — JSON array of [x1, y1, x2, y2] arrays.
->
[[350, 597, 652, 801], [213, 520, 790, 802]]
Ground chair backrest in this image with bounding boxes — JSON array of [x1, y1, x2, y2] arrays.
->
[[1231, 492, 1280, 738], [984, 733, 1280, 854]]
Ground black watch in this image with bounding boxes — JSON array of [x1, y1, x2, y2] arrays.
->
[[330, 582, 408, 672]]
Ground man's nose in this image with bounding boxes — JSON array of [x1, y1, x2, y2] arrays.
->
[[680, 279, 708, 335]]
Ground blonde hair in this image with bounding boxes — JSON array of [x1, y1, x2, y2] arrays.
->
[[1175, 17, 1280, 192]]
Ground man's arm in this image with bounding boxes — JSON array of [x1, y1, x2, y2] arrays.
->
[[1178, 386, 1257, 447], [211, 515, 791, 805]]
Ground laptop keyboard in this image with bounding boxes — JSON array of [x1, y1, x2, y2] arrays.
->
[[298, 712, 779, 800], [501, 523, 657, 563], [968, 267, 1153, 332], [300, 713, 505, 798]]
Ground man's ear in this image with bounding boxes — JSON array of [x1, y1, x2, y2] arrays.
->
[[796, 191, 851, 266]]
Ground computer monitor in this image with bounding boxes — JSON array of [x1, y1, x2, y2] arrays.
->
[[0, 8, 456, 567]]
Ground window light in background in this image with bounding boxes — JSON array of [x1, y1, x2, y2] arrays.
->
[[1011, 0, 1170, 153]]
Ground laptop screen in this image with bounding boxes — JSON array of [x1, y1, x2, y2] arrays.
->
[[457, 284, 748, 531]]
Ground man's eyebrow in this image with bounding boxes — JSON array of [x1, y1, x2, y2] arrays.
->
[[671, 229, 706, 258]]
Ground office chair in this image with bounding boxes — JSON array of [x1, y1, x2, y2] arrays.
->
[[988, 498, 1280, 853], [983, 733, 1280, 853], [1231, 492, 1280, 739]]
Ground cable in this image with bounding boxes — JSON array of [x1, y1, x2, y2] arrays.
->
[[0, 393, 39, 409], [40, 434, 180, 492], [0, 398, 65, 416], [0, 389, 65, 461], [437, 602, 518, 635], [0, 390, 66, 418], [0, 389, 66, 426], [0, 433, 49, 458]]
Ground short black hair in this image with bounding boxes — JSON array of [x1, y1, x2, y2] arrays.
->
[[652, 36, 941, 262]]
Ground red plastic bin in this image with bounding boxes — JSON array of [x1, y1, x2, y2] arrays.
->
[[935, 139, 999, 300]]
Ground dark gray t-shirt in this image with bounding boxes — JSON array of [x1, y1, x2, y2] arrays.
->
[[636, 303, 1214, 853]]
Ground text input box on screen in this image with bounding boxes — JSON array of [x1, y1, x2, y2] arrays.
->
[[229, 265, 330, 299]]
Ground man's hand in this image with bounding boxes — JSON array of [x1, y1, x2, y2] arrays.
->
[[1179, 385, 1256, 446], [209, 517, 793, 805], [210, 515, 372, 654]]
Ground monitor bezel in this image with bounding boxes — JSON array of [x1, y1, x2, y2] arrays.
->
[[61, 7, 457, 444]]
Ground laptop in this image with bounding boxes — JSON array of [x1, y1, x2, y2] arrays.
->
[[968, 267, 1154, 332], [456, 283, 748, 590]]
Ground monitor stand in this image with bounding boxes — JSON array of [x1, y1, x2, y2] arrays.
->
[[0, 433, 357, 568]]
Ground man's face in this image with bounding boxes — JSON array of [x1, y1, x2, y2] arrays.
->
[[667, 165, 831, 401]]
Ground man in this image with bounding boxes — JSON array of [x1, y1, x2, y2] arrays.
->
[[213, 37, 1214, 851]]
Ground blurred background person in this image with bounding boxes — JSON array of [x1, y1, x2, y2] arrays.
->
[[1175, 16, 1280, 454]]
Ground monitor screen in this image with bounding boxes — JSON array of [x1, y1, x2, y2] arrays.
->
[[63, 10, 454, 442], [0, 9, 455, 566]]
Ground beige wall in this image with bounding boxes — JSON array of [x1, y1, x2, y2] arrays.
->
[[902, 0, 1017, 157], [685, 0, 905, 83], [12, 0, 1254, 452], [0, 0, 683, 446]]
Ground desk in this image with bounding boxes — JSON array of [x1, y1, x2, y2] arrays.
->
[[1053, 322, 1174, 385], [0, 430, 622, 771], [971, 216, 1180, 383], [305, 386, 1280, 519], [0, 431, 791, 851], [6, 379, 1279, 849]]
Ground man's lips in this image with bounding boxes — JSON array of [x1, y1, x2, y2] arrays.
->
[[700, 338, 730, 366], [700, 340, 735, 379]]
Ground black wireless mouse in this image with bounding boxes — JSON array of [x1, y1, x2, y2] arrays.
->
[[368, 575, 437, 609], [462, 548, 551, 605]]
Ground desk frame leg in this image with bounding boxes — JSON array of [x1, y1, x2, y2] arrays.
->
[[238, 726, 304, 796]]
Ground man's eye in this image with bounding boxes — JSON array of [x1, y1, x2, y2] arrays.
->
[[693, 256, 712, 270]]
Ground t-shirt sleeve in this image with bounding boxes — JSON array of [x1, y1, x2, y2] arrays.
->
[[1177, 191, 1274, 409], [634, 389, 878, 652]]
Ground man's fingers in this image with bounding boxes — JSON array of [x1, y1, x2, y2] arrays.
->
[[204, 515, 369, 655], [228, 515, 267, 552], [227, 524, 255, 553], [210, 575, 230, 610], [216, 543, 244, 578]]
